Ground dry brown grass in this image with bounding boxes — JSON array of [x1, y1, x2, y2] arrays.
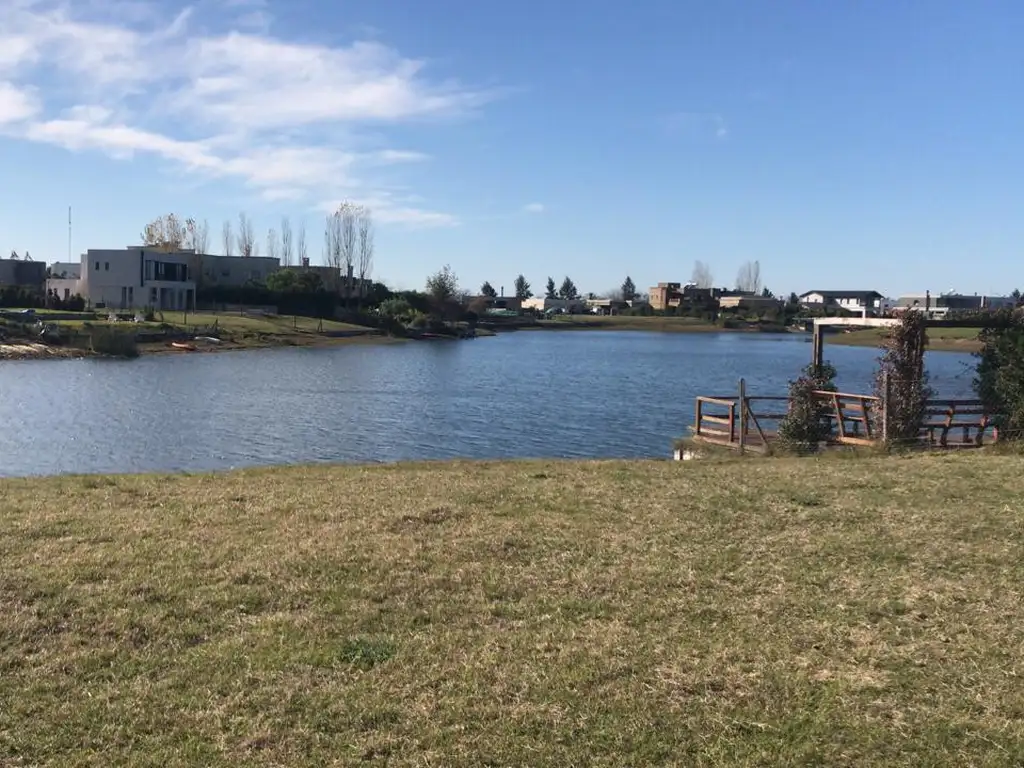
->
[[538, 315, 723, 332], [2, 454, 1023, 765], [830, 326, 982, 352]]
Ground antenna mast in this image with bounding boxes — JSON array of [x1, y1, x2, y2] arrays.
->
[[68, 206, 72, 262]]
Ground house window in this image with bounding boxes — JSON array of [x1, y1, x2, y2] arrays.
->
[[94, 261, 100, 270], [150, 287, 158, 305], [105, 262, 109, 271], [145, 260, 154, 281], [128, 287, 134, 306]]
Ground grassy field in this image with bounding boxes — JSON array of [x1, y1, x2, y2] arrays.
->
[[829, 326, 982, 353], [537, 314, 727, 332], [2, 454, 1023, 766]]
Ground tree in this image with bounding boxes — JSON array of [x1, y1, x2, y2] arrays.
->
[[787, 292, 800, 307], [514, 274, 532, 299], [558, 276, 579, 300], [621, 276, 637, 301], [356, 207, 374, 307], [975, 308, 1024, 438], [691, 260, 714, 289], [236, 212, 255, 258], [222, 220, 233, 257], [182, 218, 209, 254], [141, 214, 187, 250], [266, 228, 279, 261], [297, 220, 308, 266], [777, 362, 838, 452], [545, 277, 557, 299], [1012, 288, 1022, 305], [480, 281, 497, 298], [735, 260, 762, 294], [761, 287, 774, 298], [426, 264, 460, 320], [874, 310, 933, 445], [280, 218, 293, 267]]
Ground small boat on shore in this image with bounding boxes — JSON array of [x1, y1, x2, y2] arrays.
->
[[170, 341, 196, 351]]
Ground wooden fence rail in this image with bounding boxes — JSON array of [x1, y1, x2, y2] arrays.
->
[[690, 379, 999, 453]]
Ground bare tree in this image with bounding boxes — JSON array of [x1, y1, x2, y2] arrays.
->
[[324, 213, 340, 268], [141, 214, 187, 251], [691, 260, 714, 289], [199, 219, 210, 253], [266, 228, 279, 261], [735, 260, 762, 294], [280, 217, 293, 267], [297, 219, 308, 266], [222, 220, 233, 256], [236, 212, 255, 258], [356, 207, 374, 307]]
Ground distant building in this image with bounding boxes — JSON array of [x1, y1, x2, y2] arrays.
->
[[197, 254, 279, 288], [799, 290, 885, 316], [649, 282, 685, 310], [895, 292, 1015, 319], [468, 295, 523, 312], [718, 294, 784, 312], [0, 257, 46, 294], [279, 264, 373, 298], [522, 297, 587, 314]]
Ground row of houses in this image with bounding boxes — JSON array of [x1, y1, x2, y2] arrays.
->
[[42, 247, 369, 310], [649, 282, 1018, 319]]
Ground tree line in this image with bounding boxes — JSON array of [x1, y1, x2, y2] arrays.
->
[[140, 204, 374, 289]]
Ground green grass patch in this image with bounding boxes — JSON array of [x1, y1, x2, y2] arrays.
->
[[1, 455, 1023, 764]]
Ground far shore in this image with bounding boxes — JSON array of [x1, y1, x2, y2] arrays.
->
[[0, 311, 985, 360]]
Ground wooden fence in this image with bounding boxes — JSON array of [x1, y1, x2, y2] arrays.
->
[[691, 379, 999, 453]]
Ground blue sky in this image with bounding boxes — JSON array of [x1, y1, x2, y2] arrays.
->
[[1, 0, 1021, 297]]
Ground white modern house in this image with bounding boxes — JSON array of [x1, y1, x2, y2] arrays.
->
[[799, 290, 886, 316], [48, 247, 196, 310]]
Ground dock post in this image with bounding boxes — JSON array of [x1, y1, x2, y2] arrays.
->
[[811, 322, 824, 371], [881, 370, 890, 444], [738, 378, 747, 454]]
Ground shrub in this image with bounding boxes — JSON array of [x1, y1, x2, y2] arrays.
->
[[974, 308, 1024, 439], [873, 311, 933, 445], [90, 328, 139, 358], [777, 362, 838, 451]]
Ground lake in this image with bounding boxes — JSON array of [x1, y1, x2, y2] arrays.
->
[[0, 331, 978, 477]]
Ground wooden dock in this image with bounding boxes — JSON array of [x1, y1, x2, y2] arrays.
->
[[690, 379, 999, 453]]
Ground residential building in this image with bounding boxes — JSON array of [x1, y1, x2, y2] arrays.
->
[[196, 254, 279, 288], [585, 297, 631, 314], [649, 282, 684, 310], [799, 290, 885, 315], [49, 262, 81, 279], [279, 264, 372, 298], [895, 292, 1015, 319], [718, 294, 784, 312], [48, 247, 196, 310], [469, 295, 523, 312], [0, 257, 46, 293], [522, 297, 587, 314]]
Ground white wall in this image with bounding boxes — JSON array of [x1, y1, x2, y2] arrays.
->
[[80, 248, 195, 310]]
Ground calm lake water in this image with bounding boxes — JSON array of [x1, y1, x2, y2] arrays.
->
[[0, 331, 978, 477]]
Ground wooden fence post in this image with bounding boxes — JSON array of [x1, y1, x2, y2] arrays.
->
[[881, 371, 890, 444], [738, 378, 747, 454]]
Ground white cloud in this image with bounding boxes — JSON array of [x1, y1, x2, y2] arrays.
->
[[0, 0, 493, 227], [523, 202, 545, 214], [0, 82, 39, 124]]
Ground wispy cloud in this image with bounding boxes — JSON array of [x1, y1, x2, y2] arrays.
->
[[523, 202, 545, 214], [665, 111, 728, 140], [0, 0, 495, 226]]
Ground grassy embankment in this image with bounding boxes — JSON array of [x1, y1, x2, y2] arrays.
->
[[533, 314, 786, 333], [2, 453, 1023, 765], [1, 310, 383, 357], [828, 325, 982, 353]]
